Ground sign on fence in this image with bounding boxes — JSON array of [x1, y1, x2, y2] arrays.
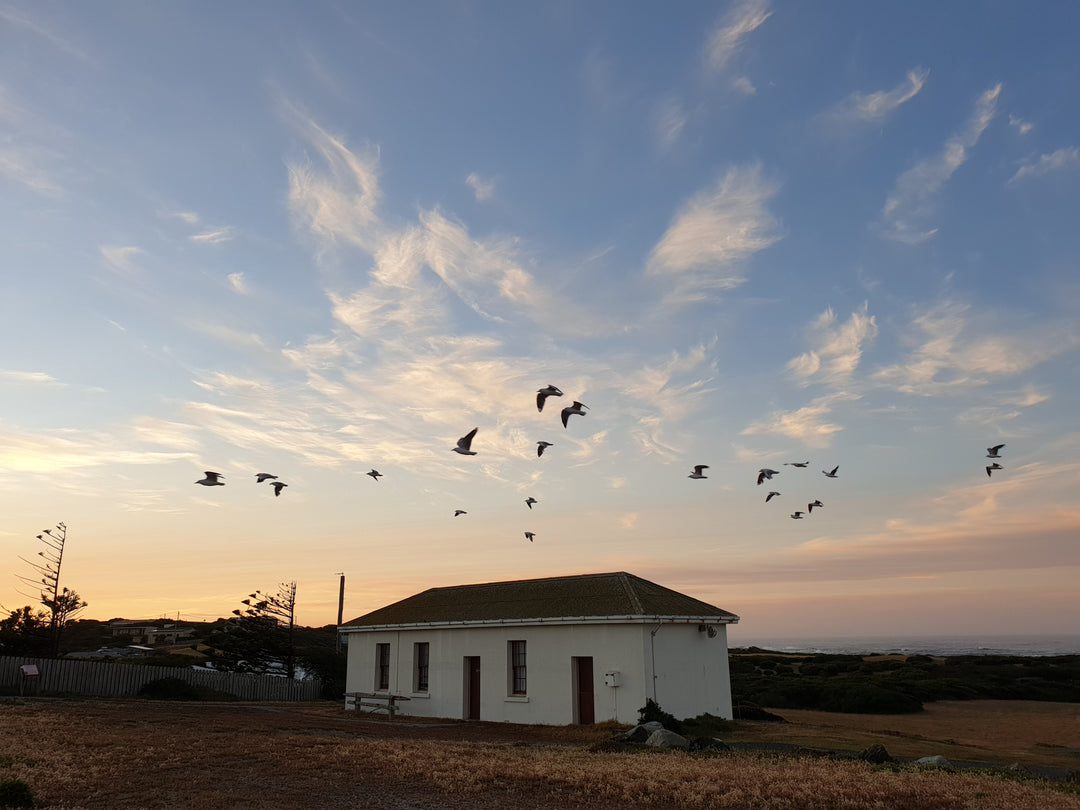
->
[[0, 655, 322, 701]]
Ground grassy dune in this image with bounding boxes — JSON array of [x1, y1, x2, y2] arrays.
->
[[1, 699, 1078, 809]]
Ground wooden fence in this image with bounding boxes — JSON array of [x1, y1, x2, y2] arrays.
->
[[0, 655, 322, 701]]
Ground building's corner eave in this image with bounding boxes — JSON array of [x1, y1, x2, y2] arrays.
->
[[339, 613, 739, 633]]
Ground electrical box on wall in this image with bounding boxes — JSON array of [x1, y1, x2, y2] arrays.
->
[[603, 671, 621, 687]]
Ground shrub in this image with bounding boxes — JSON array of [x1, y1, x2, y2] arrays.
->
[[732, 704, 786, 722], [138, 677, 235, 701], [818, 683, 923, 714], [637, 699, 683, 734], [0, 779, 35, 809], [681, 712, 736, 737]]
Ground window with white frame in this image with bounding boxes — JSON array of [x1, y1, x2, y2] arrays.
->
[[375, 643, 390, 690], [508, 640, 526, 695], [414, 642, 429, 692]]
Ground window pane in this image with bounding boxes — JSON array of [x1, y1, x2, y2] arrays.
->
[[376, 643, 390, 690], [415, 642, 429, 692], [510, 640, 526, 695]]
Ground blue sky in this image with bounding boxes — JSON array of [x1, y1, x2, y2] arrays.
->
[[2, 1, 1079, 639]]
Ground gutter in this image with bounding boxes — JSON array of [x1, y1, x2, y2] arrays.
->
[[339, 613, 740, 634]]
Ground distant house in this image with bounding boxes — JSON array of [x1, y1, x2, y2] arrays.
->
[[108, 621, 195, 646], [338, 572, 739, 725]]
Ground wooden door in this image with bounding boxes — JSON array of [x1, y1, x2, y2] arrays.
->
[[574, 657, 595, 725], [465, 656, 481, 720]]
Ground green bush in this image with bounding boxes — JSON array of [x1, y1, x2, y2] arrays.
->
[[680, 712, 736, 737], [0, 779, 35, 809], [637, 699, 683, 734], [138, 677, 235, 701], [818, 683, 923, 714]]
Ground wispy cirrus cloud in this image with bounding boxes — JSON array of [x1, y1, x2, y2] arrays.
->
[[0, 87, 67, 196], [190, 226, 236, 245], [100, 245, 144, 273], [0, 370, 64, 387], [706, 0, 772, 72], [171, 210, 201, 225], [284, 108, 614, 340], [654, 96, 688, 151], [0, 424, 193, 475], [1008, 114, 1033, 135], [741, 392, 859, 449], [646, 164, 782, 305], [227, 272, 250, 295], [1007, 146, 1080, 185], [622, 343, 716, 421], [877, 83, 1001, 244], [185, 321, 269, 352], [872, 301, 1077, 395], [956, 385, 1050, 429], [731, 76, 756, 96], [465, 172, 495, 201], [0, 145, 64, 196], [713, 462, 1080, 585], [787, 304, 878, 387], [0, 6, 88, 62], [286, 113, 382, 252], [823, 67, 929, 127]]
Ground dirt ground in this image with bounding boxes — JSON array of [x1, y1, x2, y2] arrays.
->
[[1, 698, 1078, 809]]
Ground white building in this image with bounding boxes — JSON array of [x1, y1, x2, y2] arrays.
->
[[339, 572, 739, 725]]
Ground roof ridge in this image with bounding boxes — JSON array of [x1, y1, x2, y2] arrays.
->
[[428, 571, 624, 593], [617, 572, 645, 614]]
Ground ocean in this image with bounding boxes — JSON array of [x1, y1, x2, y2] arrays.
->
[[729, 634, 1080, 657]]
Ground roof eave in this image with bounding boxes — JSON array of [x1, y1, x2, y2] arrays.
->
[[339, 613, 740, 633]]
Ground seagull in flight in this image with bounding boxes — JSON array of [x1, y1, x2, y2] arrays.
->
[[536, 385, 564, 412], [453, 428, 478, 455], [757, 469, 779, 485], [270, 482, 287, 497], [524, 532, 535, 542], [688, 465, 709, 479], [537, 441, 553, 457], [807, 499, 823, 514], [765, 491, 780, 503], [986, 463, 1003, 477], [195, 471, 225, 487], [784, 462, 809, 468], [454, 510, 467, 517], [255, 473, 278, 483], [790, 511, 804, 519], [822, 466, 839, 478], [561, 401, 588, 428], [986, 444, 1005, 458], [366, 469, 382, 482], [525, 497, 538, 509]]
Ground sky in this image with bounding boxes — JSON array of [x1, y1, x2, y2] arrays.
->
[[2, 1, 1079, 641]]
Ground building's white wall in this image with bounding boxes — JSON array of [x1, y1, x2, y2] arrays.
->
[[648, 623, 733, 720], [345, 621, 733, 725]]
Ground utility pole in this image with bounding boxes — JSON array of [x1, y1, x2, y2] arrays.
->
[[335, 572, 345, 653]]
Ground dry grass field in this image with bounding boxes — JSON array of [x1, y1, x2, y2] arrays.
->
[[724, 700, 1080, 770], [1, 698, 1078, 809]]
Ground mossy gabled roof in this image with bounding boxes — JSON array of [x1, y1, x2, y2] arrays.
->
[[342, 572, 738, 628]]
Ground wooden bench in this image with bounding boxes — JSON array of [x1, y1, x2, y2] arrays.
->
[[344, 691, 411, 718]]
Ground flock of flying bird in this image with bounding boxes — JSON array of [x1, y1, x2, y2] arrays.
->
[[986, 443, 1006, 477], [193, 384, 1011, 540], [193, 384, 590, 543], [687, 459, 839, 520]]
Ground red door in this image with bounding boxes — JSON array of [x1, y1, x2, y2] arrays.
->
[[465, 657, 481, 720], [574, 657, 595, 725]]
